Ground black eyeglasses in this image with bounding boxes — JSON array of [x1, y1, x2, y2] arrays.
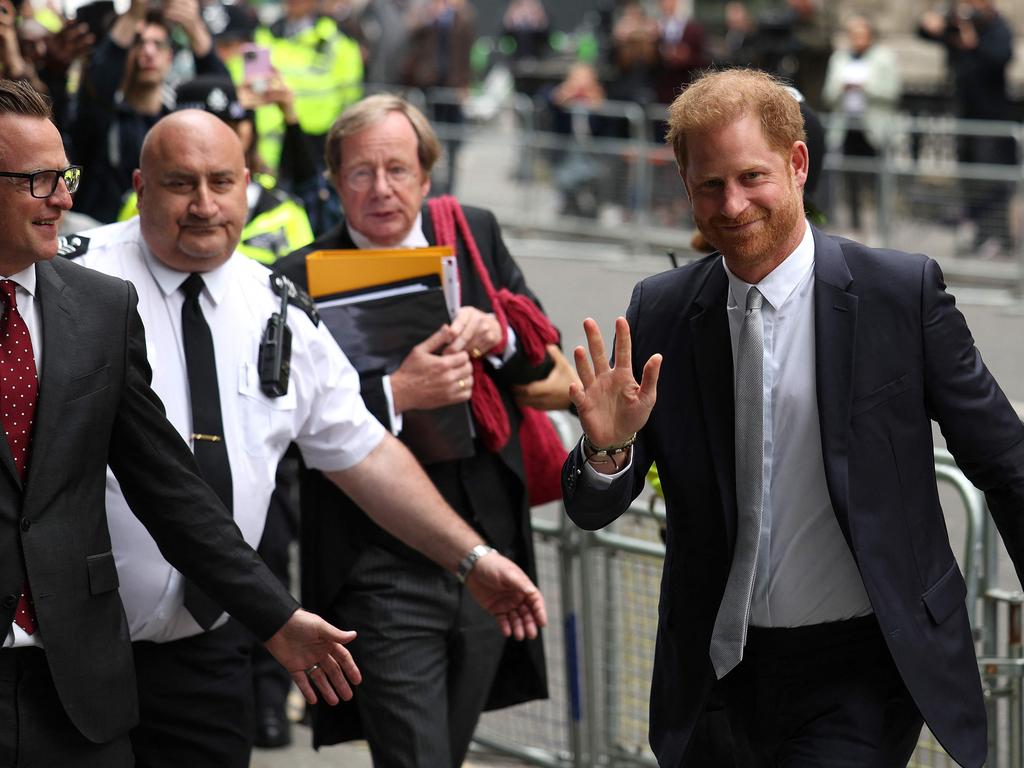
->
[[0, 166, 82, 198]]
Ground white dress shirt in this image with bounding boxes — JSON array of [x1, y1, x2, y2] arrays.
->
[[723, 222, 870, 626], [77, 218, 387, 642], [584, 221, 871, 627]]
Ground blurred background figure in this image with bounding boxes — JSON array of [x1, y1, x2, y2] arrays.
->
[[252, 0, 363, 172], [72, 0, 226, 224], [542, 61, 615, 218], [652, 0, 708, 106], [919, 0, 1015, 258], [400, 0, 476, 194], [501, 0, 548, 62], [607, 0, 656, 106], [717, 1, 756, 67], [823, 15, 900, 233]]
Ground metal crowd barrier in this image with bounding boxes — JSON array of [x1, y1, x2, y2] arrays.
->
[[471, 420, 1024, 768], [390, 87, 1024, 293]]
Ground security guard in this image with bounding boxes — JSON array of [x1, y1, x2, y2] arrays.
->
[[64, 109, 547, 768], [118, 76, 314, 264]]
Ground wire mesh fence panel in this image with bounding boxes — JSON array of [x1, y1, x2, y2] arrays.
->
[[475, 523, 573, 761]]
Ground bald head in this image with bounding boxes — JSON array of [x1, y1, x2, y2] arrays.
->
[[134, 109, 250, 273], [140, 109, 244, 177]]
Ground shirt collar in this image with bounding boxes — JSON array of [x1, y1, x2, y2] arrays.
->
[[347, 212, 430, 250], [4, 264, 37, 298], [142, 241, 235, 306], [723, 219, 814, 311]]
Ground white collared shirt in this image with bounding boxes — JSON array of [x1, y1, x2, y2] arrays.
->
[[722, 222, 870, 626], [76, 218, 386, 643]]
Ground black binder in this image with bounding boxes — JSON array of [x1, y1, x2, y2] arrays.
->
[[316, 276, 475, 464]]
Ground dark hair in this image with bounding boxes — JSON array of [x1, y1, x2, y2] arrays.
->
[[0, 79, 53, 120], [143, 8, 171, 35]]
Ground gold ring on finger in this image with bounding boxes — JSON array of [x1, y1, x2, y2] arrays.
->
[[471, 347, 482, 359], [305, 663, 320, 677], [458, 378, 466, 390]]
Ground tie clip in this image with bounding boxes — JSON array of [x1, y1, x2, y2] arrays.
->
[[192, 433, 223, 443]]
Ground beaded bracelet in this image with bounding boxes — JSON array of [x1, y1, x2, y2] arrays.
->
[[582, 432, 637, 471]]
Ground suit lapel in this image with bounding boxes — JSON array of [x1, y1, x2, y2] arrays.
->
[[688, 263, 739, 549], [24, 261, 74, 491], [812, 227, 857, 540]]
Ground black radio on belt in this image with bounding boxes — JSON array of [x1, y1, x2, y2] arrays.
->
[[258, 276, 292, 397]]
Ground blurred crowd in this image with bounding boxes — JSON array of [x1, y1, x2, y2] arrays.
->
[[0, 0, 1017, 253]]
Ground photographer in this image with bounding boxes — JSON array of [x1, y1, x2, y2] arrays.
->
[[71, 0, 228, 224], [919, 0, 1015, 257]]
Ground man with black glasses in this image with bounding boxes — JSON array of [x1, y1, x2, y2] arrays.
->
[[0, 78, 365, 768]]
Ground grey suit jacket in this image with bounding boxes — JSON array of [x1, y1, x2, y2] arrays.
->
[[0, 256, 297, 745], [563, 226, 1024, 768]]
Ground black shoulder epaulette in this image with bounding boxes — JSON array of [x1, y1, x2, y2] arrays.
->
[[270, 272, 319, 326], [56, 234, 90, 259]]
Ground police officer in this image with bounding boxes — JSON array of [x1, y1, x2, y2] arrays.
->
[[67, 109, 546, 768]]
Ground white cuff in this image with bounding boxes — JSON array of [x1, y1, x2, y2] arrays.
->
[[382, 375, 403, 435], [487, 326, 518, 369], [578, 441, 632, 486]]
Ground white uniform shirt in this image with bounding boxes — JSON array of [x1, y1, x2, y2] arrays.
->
[[77, 218, 386, 642]]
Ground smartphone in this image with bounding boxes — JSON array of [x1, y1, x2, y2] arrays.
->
[[74, 0, 115, 40], [240, 43, 273, 85]]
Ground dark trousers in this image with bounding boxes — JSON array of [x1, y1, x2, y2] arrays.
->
[[683, 616, 923, 768], [131, 620, 254, 768], [0, 647, 133, 768], [329, 544, 506, 768], [841, 129, 877, 230]]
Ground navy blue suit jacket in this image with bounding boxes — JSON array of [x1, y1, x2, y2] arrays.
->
[[563, 226, 1024, 768]]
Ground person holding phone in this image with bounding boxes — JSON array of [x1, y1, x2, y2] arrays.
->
[[71, 0, 229, 224]]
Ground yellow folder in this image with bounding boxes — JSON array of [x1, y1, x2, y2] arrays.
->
[[305, 246, 454, 299]]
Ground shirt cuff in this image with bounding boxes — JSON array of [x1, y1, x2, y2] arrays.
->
[[382, 374, 403, 435], [578, 441, 632, 486], [487, 326, 518, 369]]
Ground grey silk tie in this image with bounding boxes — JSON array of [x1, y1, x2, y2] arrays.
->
[[709, 286, 765, 679]]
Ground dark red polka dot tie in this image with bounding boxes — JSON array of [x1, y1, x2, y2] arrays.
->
[[0, 279, 38, 634]]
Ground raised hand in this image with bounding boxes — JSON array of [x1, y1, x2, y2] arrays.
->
[[390, 325, 473, 413], [465, 551, 547, 641], [264, 608, 362, 706], [569, 316, 661, 448]]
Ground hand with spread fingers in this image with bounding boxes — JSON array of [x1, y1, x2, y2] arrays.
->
[[570, 316, 661, 452], [464, 550, 548, 641], [263, 608, 362, 706]]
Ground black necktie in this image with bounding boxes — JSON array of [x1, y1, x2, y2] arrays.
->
[[180, 273, 232, 629]]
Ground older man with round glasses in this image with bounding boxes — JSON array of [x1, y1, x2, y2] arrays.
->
[[276, 94, 572, 767]]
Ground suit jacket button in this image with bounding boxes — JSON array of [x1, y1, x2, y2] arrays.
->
[[19, 517, 30, 532]]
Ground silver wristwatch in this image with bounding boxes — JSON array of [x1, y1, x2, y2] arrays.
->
[[456, 544, 495, 583]]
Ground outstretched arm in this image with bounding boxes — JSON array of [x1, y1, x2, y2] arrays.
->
[[324, 434, 547, 638]]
